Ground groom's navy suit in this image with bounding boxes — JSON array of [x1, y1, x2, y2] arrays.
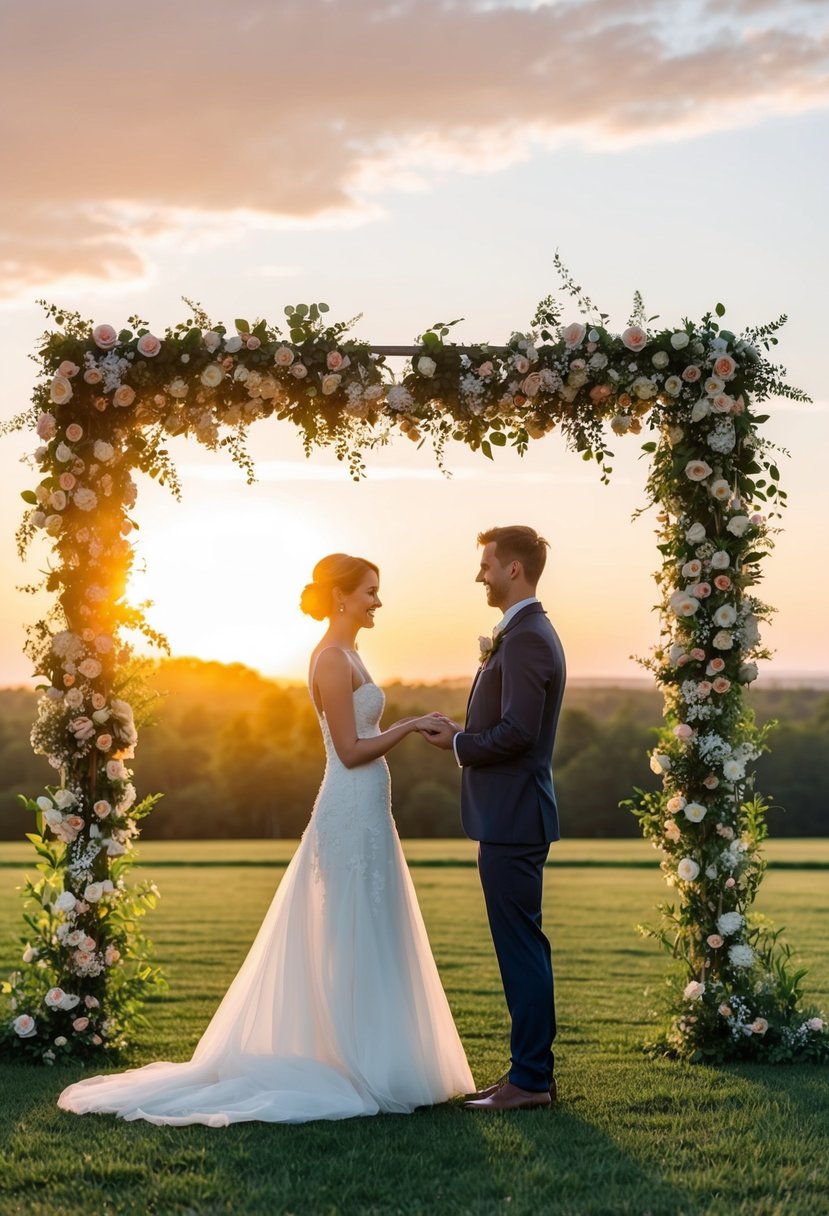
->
[[455, 601, 566, 1092]]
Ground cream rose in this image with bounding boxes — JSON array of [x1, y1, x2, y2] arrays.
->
[[65, 422, 83, 443], [50, 375, 73, 406], [273, 345, 295, 367], [73, 488, 98, 512], [677, 858, 700, 882], [683, 802, 707, 823], [682, 365, 701, 383], [84, 367, 103, 385], [417, 356, 437, 377], [93, 440, 115, 462], [83, 882, 104, 903], [670, 332, 690, 350], [685, 460, 712, 482], [321, 374, 342, 396], [685, 522, 706, 544], [113, 385, 136, 408], [712, 630, 734, 650], [201, 363, 224, 388], [710, 550, 730, 570], [651, 350, 670, 370], [683, 980, 705, 1000], [36, 412, 57, 440], [713, 604, 737, 628]]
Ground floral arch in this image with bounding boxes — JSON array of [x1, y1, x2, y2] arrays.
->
[[2, 265, 826, 1066]]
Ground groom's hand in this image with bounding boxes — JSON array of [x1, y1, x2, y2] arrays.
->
[[418, 714, 462, 750]]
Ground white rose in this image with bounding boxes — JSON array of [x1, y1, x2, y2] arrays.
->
[[683, 980, 705, 1000], [13, 1014, 37, 1038], [650, 752, 671, 775], [201, 363, 224, 388], [652, 351, 670, 370], [709, 478, 732, 502], [36, 795, 52, 813], [93, 440, 114, 462], [83, 882, 104, 903], [738, 662, 758, 684], [670, 332, 690, 350], [54, 789, 76, 809], [203, 330, 221, 353], [722, 758, 745, 781], [691, 399, 711, 423], [685, 460, 713, 482], [726, 515, 750, 537], [683, 802, 707, 823], [73, 488, 98, 512], [55, 443, 72, 463], [664, 376, 683, 396], [710, 550, 731, 570], [417, 356, 437, 377], [713, 604, 737, 628], [704, 376, 725, 396], [670, 591, 700, 618], [54, 890, 77, 913], [632, 376, 658, 400], [685, 522, 706, 544], [712, 630, 734, 650], [677, 858, 700, 881]]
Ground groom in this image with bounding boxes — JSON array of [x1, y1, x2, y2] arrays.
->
[[423, 525, 566, 1111]]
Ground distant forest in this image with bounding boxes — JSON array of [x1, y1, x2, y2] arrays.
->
[[1, 659, 827, 839]]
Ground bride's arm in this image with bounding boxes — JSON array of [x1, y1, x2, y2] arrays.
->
[[315, 649, 427, 769]]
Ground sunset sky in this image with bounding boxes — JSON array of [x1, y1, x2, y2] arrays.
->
[[1, 0, 827, 687]]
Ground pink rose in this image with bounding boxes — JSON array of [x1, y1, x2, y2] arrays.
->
[[246, 335, 261, 350], [83, 368, 103, 385], [682, 365, 701, 383], [93, 799, 112, 818], [326, 351, 345, 371], [706, 934, 724, 949], [59, 472, 76, 491], [674, 723, 694, 741], [685, 460, 712, 481], [72, 1016, 90, 1032], [95, 733, 113, 752], [36, 412, 57, 440], [689, 648, 705, 661], [751, 1018, 769, 1036], [713, 677, 731, 693], [589, 384, 612, 404], [621, 325, 647, 352], [697, 681, 712, 697], [137, 333, 161, 358], [808, 1017, 824, 1032], [84, 995, 100, 1009], [290, 362, 308, 379], [522, 372, 542, 397], [713, 354, 737, 380], [113, 385, 136, 408], [273, 346, 295, 367], [91, 1033, 103, 1046], [693, 582, 711, 599], [712, 393, 735, 414], [65, 423, 83, 443], [707, 657, 726, 673], [703, 774, 719, 789], [714, 575, 731, 591], [725, 877, 736, 888], [513, 355, 530, 375], [477, 361, 494, 378], [92, 324, 118, 351], [58, 361, 80, 378], [562, 322, 586, 348]]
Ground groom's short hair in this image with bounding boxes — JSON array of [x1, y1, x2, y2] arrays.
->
[[478, 526, 549, 585]]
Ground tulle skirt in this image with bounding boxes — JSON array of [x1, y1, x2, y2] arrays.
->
[[58, 805, 473, 1126]]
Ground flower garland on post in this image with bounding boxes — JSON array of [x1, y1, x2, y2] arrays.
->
[[1, 276, 825, 1064]]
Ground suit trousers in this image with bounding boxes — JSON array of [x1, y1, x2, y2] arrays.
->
[[477, 841, 556, 1092]]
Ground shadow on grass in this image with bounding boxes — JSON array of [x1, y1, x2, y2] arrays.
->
[[0, 1073, 696, 1216]]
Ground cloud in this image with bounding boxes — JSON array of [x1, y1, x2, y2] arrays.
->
[[1, 0, 827, 296]]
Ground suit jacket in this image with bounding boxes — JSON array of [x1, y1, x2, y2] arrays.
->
[[455, 602, 566, 845]]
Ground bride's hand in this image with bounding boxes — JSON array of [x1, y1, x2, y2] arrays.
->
[[413, 713, 452, 735]]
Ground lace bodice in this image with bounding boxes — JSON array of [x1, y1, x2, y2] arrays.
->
[[317, 682, 385, 754]]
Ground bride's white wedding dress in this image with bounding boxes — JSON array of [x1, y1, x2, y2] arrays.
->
[[58, 666, 473, 1125]]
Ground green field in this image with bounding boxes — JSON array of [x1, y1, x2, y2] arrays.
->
[[1, 842, 828, 1216]]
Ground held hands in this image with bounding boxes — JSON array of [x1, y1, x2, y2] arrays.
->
[[415, 712, 462, 750]]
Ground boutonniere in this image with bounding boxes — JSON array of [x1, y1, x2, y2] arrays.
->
[[478, 630, 503, 666]]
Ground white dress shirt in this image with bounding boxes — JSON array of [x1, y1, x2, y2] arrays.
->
[[453, 597, 540, 765]]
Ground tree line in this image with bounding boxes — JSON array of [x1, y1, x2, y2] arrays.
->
[[1, 658, 827, 840]]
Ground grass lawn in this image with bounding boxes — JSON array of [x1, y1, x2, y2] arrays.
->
[[0, 842, 827, 1215]]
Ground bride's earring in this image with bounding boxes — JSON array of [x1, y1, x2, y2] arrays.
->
[[339, 603, 345, 614]]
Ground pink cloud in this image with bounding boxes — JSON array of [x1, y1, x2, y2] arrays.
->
[[1, 0, 827, 295]]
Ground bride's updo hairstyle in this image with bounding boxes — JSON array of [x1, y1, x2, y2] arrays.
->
[[300, 554, 380, 621]]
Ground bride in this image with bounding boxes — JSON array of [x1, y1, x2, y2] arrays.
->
[[58, 554, 474, 1125]]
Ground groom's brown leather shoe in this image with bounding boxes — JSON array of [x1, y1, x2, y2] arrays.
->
[[464, 1081, 552, 1111], [467, 1074, 557, 1103]]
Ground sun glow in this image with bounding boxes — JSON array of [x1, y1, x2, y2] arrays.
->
[[126, 495, 327, 679]]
